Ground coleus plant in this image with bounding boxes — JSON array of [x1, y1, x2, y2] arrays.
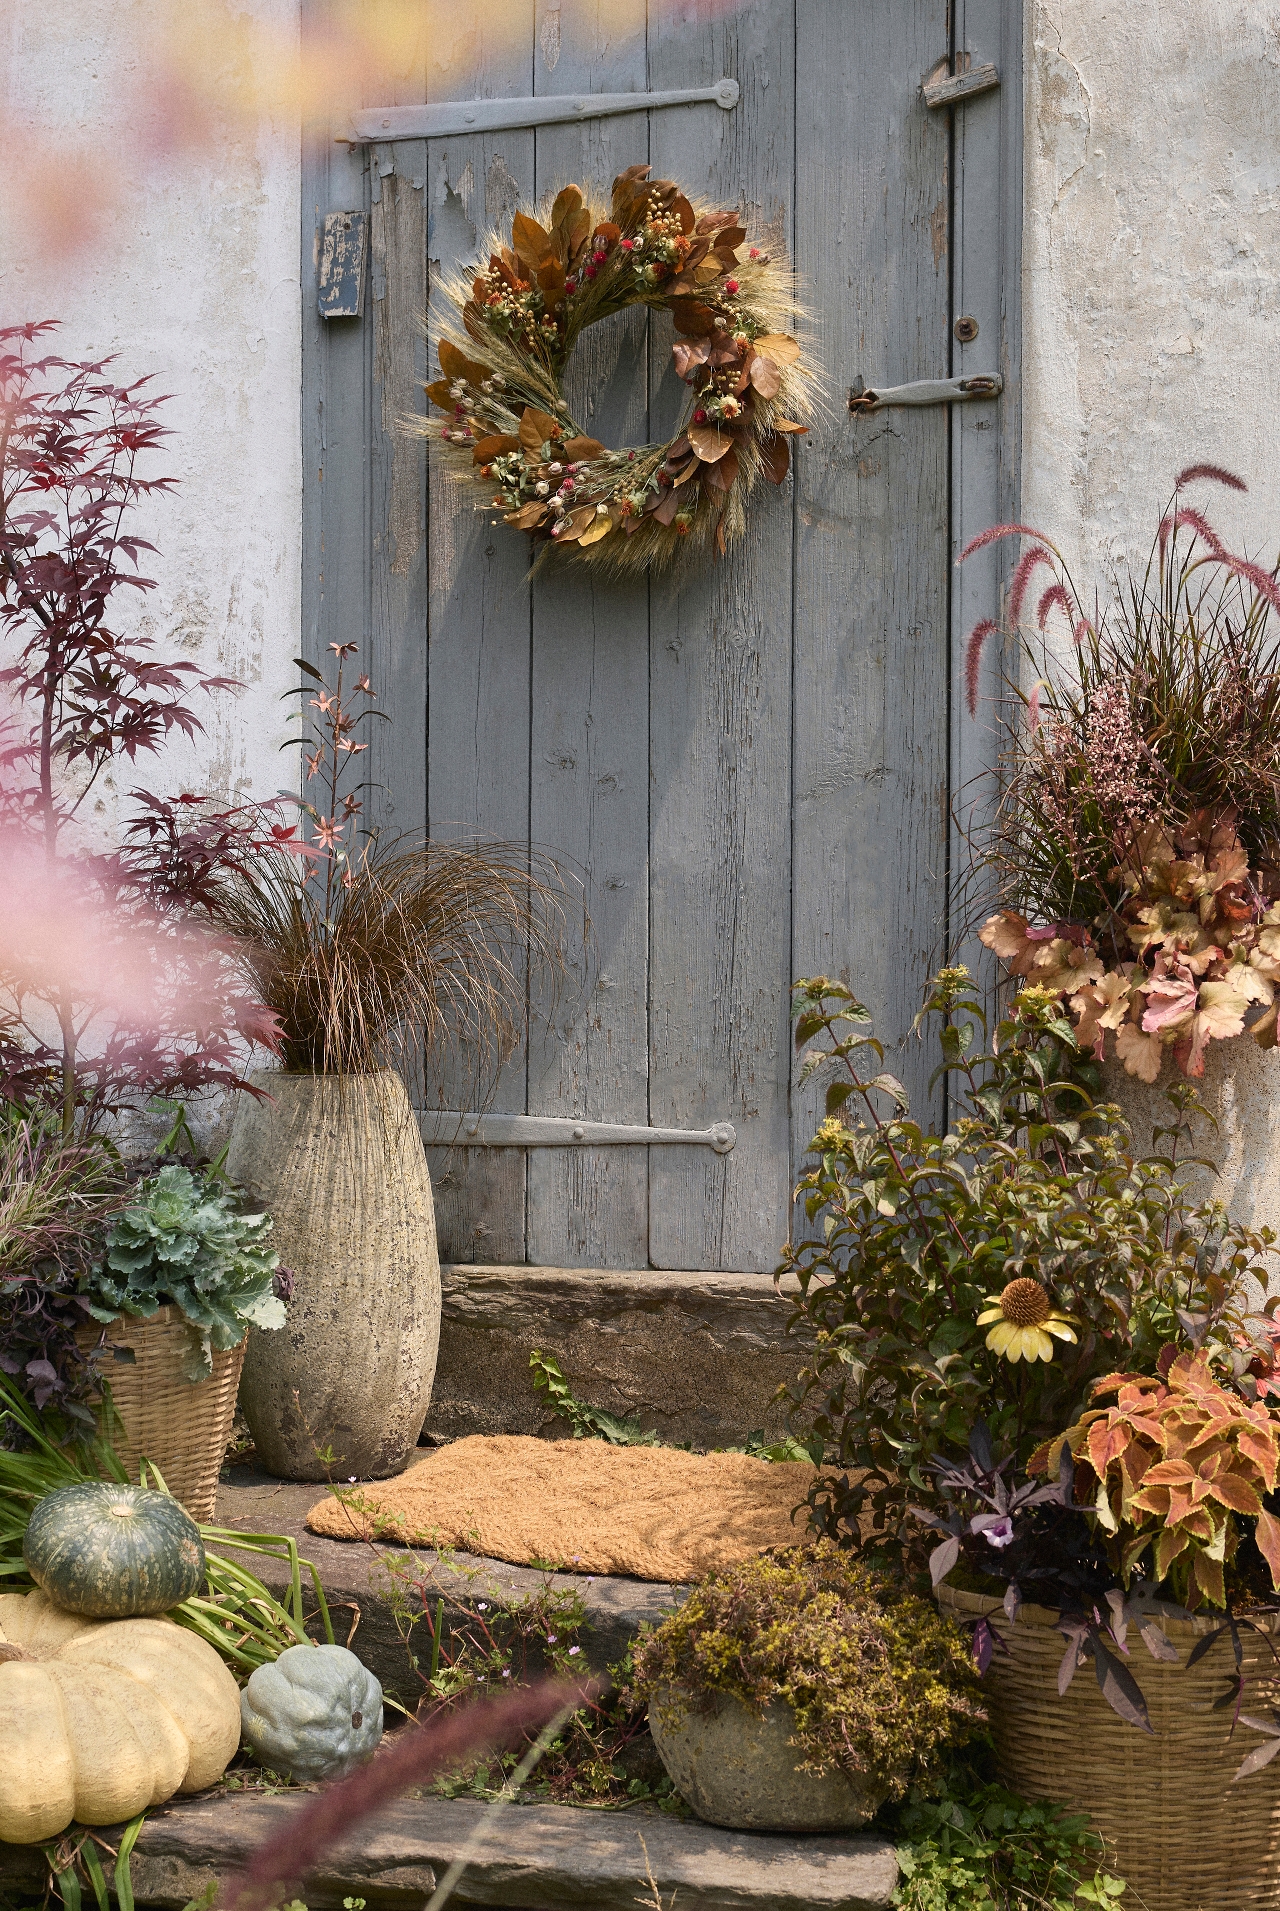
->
[[1033, 1350, 1280, 1610]]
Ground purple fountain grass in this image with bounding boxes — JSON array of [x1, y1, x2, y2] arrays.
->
[[220, 1676, 598, 1911]]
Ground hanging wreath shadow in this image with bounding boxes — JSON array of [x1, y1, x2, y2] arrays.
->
[[411, 164, 819, 576]]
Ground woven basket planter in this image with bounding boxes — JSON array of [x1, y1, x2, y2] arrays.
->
[[941, 1584, 1280, 1911], [77, 1307, 244, 1523]]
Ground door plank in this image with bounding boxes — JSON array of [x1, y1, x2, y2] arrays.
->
[[645, 0, 797, 1274], [791, 0, 952, 1179], [422, 2, 538, 1267], [525, 0, 653, 1268]]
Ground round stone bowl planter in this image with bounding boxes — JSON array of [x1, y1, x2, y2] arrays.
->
[[940, 1584, 1280, 1911], [647, 1685, 887, 1831], [226, 1068, 441, 1482]]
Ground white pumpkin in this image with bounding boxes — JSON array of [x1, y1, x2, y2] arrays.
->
[[241, 1642, 383, 1781], [0, 1590, 241, 1844]]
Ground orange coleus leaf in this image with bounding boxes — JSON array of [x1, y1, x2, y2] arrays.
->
[[1086, 1416, 1132, 1477], [1256, 1508, 1280, 1590], [1208, 1472, 1265, 1517], [1193, 1548, 1227, 1607], [1154, 1524, 1191, 1579], [1237, 1425, 1280, 1489], [1139, 1458, 1198, 1487]]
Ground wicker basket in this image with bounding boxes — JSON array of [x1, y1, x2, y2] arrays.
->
[[941, 1583, 1280, 1911], [76, 1307, 245, 1523]]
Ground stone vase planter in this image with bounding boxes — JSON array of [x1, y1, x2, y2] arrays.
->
[[647, 1685, 886, 1831], [1102, 1037, 1280, 1279], [940, 1584, 1280, 1911], [226, 1069, 441, 1481]]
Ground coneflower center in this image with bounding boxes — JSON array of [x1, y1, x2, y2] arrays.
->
[[999, 1277, 1052, 1327]]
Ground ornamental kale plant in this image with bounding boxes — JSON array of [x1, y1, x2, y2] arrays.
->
[[84, 1164, 285, 1380], [632, 1542, 985, 1799], [777, 968, 1278, 1545], [961, 466, 1280, 1081]]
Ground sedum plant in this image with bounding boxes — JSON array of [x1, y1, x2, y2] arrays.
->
[[632, 1542, 985, 1798], [83, 1164, 285, 1380], [777, 968, 1277, 1544]]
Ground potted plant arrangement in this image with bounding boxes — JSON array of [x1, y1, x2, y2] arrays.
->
[[780, 965, 1280, 1911], [632, 1539, 983, 1832], [963, 466, 1280, 1233], [211, 643, 569, 1481]]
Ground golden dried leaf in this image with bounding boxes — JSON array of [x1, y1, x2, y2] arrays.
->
[[578, 514, 614, 547], [437, 340, 490, 386], [563, 434, 605, 461], [550, 185, 584, 229], [463, 304, 486, 343], [771, 416, 809, 434], [716, 513, 728, 556], [613, 163, 652, 190], [471, 434, 520, 463], [694, 258, 724, 284], [713, 224, 746, 254], [566, 209, 593, 260], [652, 481, 691, 526], [749, 355, 782, 399], [696, 208, 738, 235], [702, 444, 740, 492], [426, 380, 454, 411], [519, 407, 561, 452], [755, 334, 801, 368], [758, 431, 790, 484], [512, 212, 554, 269], [594, 220, 621, 245], [689, 423, 734, 464], [671, 300, 717, 338], [673, 194, 695, 234], [505, 502, 548, 530], [671, 339, 711, 380], [556, 505, 599, 543], [538, 257, 566, 297]]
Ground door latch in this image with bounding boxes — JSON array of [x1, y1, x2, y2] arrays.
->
[[848, 373, 1002, 415]]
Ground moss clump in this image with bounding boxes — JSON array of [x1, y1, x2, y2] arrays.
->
[[632, 1541, 985, 1799]]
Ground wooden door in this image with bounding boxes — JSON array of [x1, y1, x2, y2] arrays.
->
[[301, 0, 1021, 1274]]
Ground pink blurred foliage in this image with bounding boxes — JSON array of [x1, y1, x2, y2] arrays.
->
[[0, 322, 294, 1133]]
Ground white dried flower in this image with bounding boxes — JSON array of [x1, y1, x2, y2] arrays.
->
[[535, 481, 550, 497]]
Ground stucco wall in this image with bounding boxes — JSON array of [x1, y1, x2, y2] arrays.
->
[[0, 0, 303, 818], [1022, 0, 1280, 572]]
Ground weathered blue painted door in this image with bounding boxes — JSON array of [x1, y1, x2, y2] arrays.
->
[[302, 0, 1020, 1273]]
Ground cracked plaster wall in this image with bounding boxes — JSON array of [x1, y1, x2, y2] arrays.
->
[[1023, 1, 1280, 574], [0, 0, 302, 827]]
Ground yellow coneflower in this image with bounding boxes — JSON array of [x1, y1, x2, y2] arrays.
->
[[978, 1278, 1078, 1364]]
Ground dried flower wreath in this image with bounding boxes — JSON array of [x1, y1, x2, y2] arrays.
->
[[417, 164, 814, 573]]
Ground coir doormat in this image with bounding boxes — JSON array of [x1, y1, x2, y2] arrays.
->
[[306, 1435, 819, 1584]]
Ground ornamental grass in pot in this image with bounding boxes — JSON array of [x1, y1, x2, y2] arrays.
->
[[632, 1541, 984, 1832], [963, 466, 1280, 1235], [215, 645, 569, 1480], [779, 965, 1280, 1911]]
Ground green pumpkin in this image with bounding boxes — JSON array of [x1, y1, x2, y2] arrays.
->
[[241, 1643, 383, 1781], [23, 1484, 206, 1619]]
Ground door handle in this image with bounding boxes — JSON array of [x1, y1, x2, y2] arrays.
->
[[848, 374, 1002, 415]]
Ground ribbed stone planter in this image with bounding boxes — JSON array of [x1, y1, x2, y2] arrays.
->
[[1103, 1037, 1280, 1275], [226, 1070, 441, 1481], [648, 1686, 886, 1832]]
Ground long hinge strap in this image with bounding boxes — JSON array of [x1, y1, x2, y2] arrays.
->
[[348, 79, 739, 144], [848, 373, 1002, 415], [417, 1111, 737, 1153]]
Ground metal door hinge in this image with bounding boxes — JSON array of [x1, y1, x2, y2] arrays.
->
[[848, 373, 1002, 415], [347, 79, 740, 145], [922, 61, 1000, 110], [417, 1111, 737, 1153]]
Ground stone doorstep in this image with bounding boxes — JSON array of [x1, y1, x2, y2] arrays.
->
[[0, 1791, 899, 1911], [428, 1266, 813, 1450], [213, 1472, 684, 1708]]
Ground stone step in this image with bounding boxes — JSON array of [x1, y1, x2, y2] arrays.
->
[[428, 1265, 811, 1450], [0, 1788, 899, 1911], [213, 1471, 683, 1707]]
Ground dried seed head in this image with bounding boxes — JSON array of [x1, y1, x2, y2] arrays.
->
[[998, 1278, 1052, 1327]]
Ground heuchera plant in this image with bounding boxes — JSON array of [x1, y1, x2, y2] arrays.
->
[[961, 465, 1280, 1081], [0, 321, 290, 1135]]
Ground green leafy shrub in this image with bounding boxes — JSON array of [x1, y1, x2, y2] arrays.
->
[[777, 968, 1276, 1542], [631, 1542, 985, 1799], [890, 1776, 1126, 1910], [83, 1164, 285, 1379]]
